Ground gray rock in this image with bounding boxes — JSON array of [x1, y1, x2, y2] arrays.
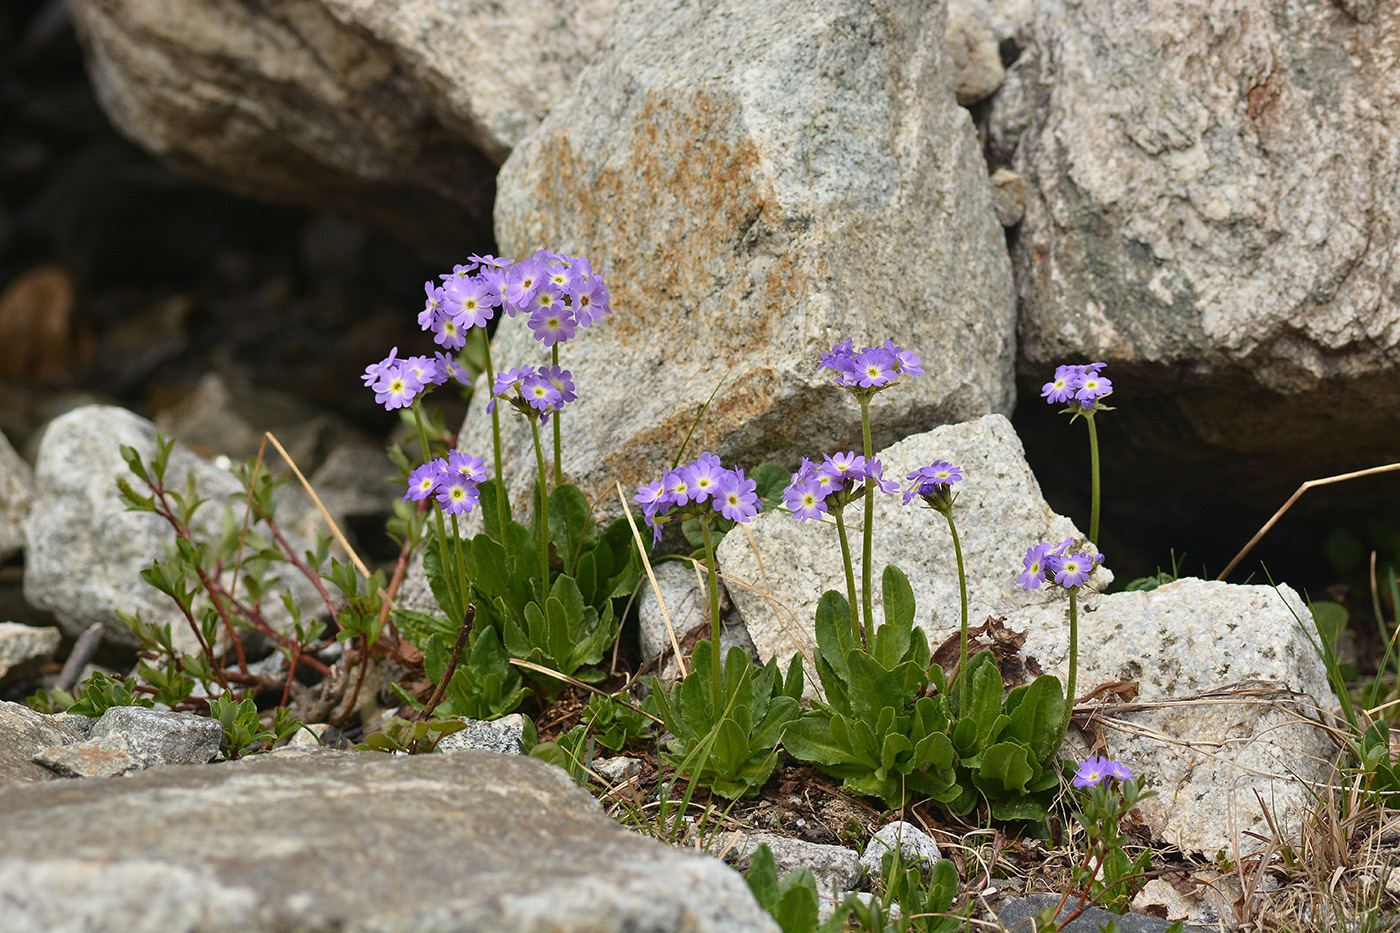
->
[[946, 0, 1005, 105], [0, 622, 60, 685], [0, 750, 777, 933], [65, 0, 616, 254], [90, 706, 224, 769], [473, 0, 1016, 526], [0, 430, 31, 561], [1018, 578, 1337, 856], [717, 414, 1104, 685], [594, 755, 642, 784], [436, 713, 526, 756], [991, 893, 1212, 933], [999, 0, 1400, 474], [32, 728, 139, 779], [0, 701, 84, 784], [638, 560, 759, 685], [722, 831, 861, 905], [990, 167, 1028, 227], [860, 821, 942, 880], [24, 405, 325, 652]]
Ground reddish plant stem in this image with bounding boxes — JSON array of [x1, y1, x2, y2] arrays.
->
[[418, 606, 476, 724]]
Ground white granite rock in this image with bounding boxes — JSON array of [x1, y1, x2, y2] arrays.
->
[[637, 559, 758, 684], [0, 430, 32, 562], [946, 0, 1005, 105], [860, 821, 943, 879], [0, 623, 60, 686], [1020, 577, 1338, 856], [721, 831, 861, 905]]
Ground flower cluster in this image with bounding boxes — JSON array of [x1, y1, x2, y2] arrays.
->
[[1073, 755, 1134, 788], [1041, 362, 1112, 411], [361, 348, 471, 411], [423, 249, 611, 352], [400, 450, 490, 515], [817, 339, 923, 390], [487, 363, 576, 424], [903, 459, 964, 514], [636, 453, 761, 545], [1018, 538, 1102, 590], [781, 452, 899, 522]]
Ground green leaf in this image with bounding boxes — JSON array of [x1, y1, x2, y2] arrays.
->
[[978, 741, 1035, 793], [1004, 674, 1065, 765]]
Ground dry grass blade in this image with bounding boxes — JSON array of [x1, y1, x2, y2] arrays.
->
[[262, 430, 372, 580], [614, 481, 688, 678], [1218, 461, 1400, 581], [508, 658, 662, 724]]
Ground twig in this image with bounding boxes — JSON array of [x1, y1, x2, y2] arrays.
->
[[615, 481, 688, 678], [56, 623, 104, 692], [417, 605, 476, 723], [1218, 461, 1400, 580], [261, 431, 371, 579]]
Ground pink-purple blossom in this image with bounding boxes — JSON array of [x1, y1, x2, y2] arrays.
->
[[1073, 755, 1134, 788]]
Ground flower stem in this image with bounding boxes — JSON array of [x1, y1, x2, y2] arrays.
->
[[859, 397, 875, 647], [945, 511, 969, 681], [1086, 413, 1100, 546], [551, 344, 562, 485], [700, 517, 724, 703], [413, 401, 462, 619], [1062, 589, 1079, 741], [833, 505, 863, 650], [480, 332, 508, 538], [529, 416, 550, 592]]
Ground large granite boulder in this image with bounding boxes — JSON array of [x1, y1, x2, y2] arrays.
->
[[992, 0, 1400, 494], [472, 0, 1016, 519], [0, 749, 777, 932], [0, 429, 31, 562], [65, 0, 618, 253]]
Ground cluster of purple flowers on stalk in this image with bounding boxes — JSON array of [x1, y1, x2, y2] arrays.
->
[[400, 451, 490, 516], [1073, 755, 1134, 788], [424, 249, 611, 351], [363, 250, 610, 412], [903, 460, 964, 512], [1041, 361, 1113, 411], [1018, 537, 1102, 590], [818, 339, 923, 389], [781, 452, 899, 522], [635, 453, 762, 545], [487, 363, 577, 424]]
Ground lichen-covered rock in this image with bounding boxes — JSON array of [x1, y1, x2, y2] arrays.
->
[[473, 0, 1016, 522], [860, 822, 942, 879], [721, 831, 861, 905], [997, 0, 1400, 466], [0, 749, 777, 932], [65, 0, 617, 253]]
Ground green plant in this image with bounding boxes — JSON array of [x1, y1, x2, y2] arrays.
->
[[530, 723, 592, 784], [649, 640, 804, 798], [846, 848, 968, 933], [744, 843, 853, 933], [208, 695, 302, 759], [392, 608, 530, 721], [580, 692, 652, 751]]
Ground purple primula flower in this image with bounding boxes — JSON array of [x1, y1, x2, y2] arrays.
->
[[1053, 551, 1094, 589], [714, 468, 760, 523], [468, 253, 511, 271], [431, 310, 467, 350], [372, 363, 422, 410], [903, 460, 964, 505], [419, 283, 445, 330], [434, 352, 471, 387], [502, 259, 543, 314], [783, 479, 829, 522], [362, 347, 400, 387], [402, 355, 440, 387], [571, 276, 611, 326], [403, 460, 446, 502], [440, 262, 476, 282], [1073, 755, 1133, 788], [446, 276, 496, 329], [446, 450, 488, 484], [436, 473, 479, 516], [1041, 364, 1080, 404], [663, 468, 693, 507], [528, 306, 577, 346], [537, 365, 577, 404], [861, 460, 901, 495], [684, 456, 726, 503], [1017, 538, 1073, 590], [525, 282, 565, 316], [520, 373, 564, 414], [854, 346, 899, 388], [823, 451, 867, 481], [635, 479, 667, 510], [884, 340, 923, 375], [487, 366, 536, 414], [1075, 372, 1113, 409]]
